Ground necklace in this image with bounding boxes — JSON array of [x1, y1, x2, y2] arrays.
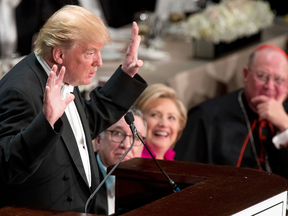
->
[[237, 89, 272, 172]]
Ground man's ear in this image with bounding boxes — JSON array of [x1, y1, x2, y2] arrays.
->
[[243, 67, 249, 87], [52, 47, 65, 65], [93, 135, 102, 152]]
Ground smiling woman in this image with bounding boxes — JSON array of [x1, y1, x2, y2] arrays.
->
[[134, 83, 187, 160]]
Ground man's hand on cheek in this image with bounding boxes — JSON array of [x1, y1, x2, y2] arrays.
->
[[251, 95, 288, 132]]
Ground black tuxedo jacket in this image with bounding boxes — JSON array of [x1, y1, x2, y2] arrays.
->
[[0, 53, 147, 213]]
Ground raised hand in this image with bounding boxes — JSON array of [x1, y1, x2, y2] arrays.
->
[[121, 22, 143, 77], [43, 65, 75, 127], [251, 95, 288, 132]]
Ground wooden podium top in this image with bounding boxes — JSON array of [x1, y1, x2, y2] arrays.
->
[[1, 159, 287, 216], [112, 158, 288, 216], [0, 206, 94, 216]]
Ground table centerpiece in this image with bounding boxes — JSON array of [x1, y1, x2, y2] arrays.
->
[[183, 0, 275, 59]]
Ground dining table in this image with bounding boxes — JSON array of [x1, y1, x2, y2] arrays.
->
[[1, 20, 288, 111], [94, 19, 288, 110]]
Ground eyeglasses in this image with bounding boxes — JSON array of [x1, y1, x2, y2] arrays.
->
[[106, 130, 144, 146], [249, 68, 287, 86]]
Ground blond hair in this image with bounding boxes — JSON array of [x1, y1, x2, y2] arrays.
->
[[34, 5, 111, 59], [134, 83, 187, 143]]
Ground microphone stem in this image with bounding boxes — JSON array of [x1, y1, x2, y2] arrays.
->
[[136, 133, 179, 193], [84, 135, 136, 213]]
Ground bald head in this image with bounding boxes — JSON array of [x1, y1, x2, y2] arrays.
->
[[248, 47, 288, 70]]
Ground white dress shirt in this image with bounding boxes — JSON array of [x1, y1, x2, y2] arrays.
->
[[36, 55, 91, 187]]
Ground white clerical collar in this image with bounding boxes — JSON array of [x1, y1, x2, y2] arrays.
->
[[35, 54, 74, 98], [96, 154, 115, 190]]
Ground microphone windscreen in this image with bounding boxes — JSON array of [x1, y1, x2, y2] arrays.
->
[[124, 111, 134, 125]]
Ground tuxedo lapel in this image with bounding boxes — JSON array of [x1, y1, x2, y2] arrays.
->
[[72, 88, 100, 191], [61, 113, 89, 186]]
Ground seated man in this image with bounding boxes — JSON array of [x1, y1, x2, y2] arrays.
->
[[94, 106, 146, 215], [174, 44, 288, 178]]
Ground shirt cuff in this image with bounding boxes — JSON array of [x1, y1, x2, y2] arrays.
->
[[272, 129, 288, 149]]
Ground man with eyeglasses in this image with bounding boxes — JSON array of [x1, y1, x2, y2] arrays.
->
[[93, 106, 146, 215], [174, 44, 288, 179]]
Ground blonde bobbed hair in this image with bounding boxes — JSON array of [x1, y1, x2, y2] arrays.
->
[[34, 5, 111, 59], [134, 83, 187, 144]]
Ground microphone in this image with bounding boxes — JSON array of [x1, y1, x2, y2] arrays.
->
[[124, 110, 137, 134], [84, 113, 137, 213], [124, 111, 180, 193]]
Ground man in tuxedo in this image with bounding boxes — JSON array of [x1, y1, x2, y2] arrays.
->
[[175, 44, 288, 178], [0, 5, 147, 214], [94, 106, 146, 215]]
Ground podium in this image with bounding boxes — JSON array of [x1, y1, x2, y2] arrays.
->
[[1, 158, 288, 215], [112, 158, 288, 216]]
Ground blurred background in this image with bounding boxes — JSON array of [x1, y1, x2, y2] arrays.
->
[[1, 0, 288, 109]]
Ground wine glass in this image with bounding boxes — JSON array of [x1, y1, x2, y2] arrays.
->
[[169, 2, 186, 24], [167, 2, 186, 39]]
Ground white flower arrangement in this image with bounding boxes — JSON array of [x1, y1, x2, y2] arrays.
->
[[183, 0, 275, 44]]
